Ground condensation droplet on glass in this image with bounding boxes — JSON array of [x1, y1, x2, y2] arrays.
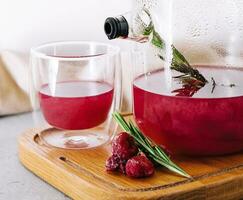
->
[[135, 0, 158, 10]]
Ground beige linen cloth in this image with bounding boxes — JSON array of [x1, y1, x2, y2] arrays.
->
[[0, 50, 133, 116], [0, 50, 31, 115]]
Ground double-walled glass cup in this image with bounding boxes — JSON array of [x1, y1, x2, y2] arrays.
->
[[30, 41, 121, 149]]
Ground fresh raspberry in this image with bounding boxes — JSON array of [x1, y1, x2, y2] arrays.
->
[[105, 154, 128, 174], [105, 155, 120, 172], [118, 159, 127, 174], [112, 132, 138, 160], [125, 155, 154, 178]]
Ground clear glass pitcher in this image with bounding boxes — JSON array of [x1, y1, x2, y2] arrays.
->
[[105, 0, 243, 155]]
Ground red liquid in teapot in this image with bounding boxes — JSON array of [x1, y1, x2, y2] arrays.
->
[[39, 81, 113, 130], [133, 66, 243, 155]]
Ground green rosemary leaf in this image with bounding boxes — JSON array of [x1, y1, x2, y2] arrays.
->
[[154, 146, 170, 162], [129, 123, 144, 142], [151, 30, 165, 49], [143, 24, 153, 36], [172, 45, 190, 66], [113, 112, 191, 178], [128, 122, 156, 156], [152, 157, 190, 178]]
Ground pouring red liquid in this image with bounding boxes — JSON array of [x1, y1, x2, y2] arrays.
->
[[39, 81, 114, 130], [133, 66, 243, 155]]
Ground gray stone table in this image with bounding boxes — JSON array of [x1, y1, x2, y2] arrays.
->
[[0, 113, 70, 200]]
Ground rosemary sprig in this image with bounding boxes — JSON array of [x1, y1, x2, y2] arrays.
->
[[113, 112, 191, 178], [140, 9, 208, 86]]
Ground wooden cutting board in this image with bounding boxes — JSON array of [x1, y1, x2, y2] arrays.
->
[[18, 128, 243, 200]]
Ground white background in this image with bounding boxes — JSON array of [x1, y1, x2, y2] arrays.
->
[[0, 0, 132, 52]]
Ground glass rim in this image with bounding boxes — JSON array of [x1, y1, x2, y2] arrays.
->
[[30, 40, 120, 61]]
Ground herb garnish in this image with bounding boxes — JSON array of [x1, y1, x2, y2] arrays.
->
[[113, 112, 191, 178], [139, 9, 208, 88]]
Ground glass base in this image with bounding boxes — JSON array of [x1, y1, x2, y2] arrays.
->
[[39, 128, 110, 149]]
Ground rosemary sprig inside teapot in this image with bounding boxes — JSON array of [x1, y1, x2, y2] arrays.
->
[[136, 8, 208, 87]]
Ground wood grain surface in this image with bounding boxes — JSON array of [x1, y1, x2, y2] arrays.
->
[[18, 128, 243, 200]]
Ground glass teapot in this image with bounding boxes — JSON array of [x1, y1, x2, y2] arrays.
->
[[105, 0, 243, 156]]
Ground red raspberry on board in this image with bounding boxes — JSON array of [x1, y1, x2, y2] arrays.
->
[[105, 155, 120, 172], [112, 132, 138, 160], [125, 154, 154, 178], [118, 159, 127, 174], [105, 154, 128, 174]]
